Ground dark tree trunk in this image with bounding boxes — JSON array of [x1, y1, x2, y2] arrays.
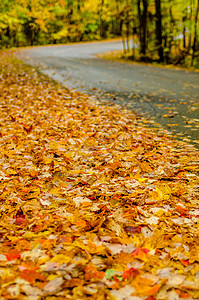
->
[[188, 0, 193, 52], [155, 0, 164, 62], [126, 2, 130, 52], [142, 0, 148, 56], [137, 0, 148, 58], [168, 6, 174, 60], [143, 0, 147, 53], [192, 0, 199, 65], [99, 0, 105, 37], [137, 0, 142, 48], [182, 14, 186, 49]]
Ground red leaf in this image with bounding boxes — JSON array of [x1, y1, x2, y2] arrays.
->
[[133, 248, 149, 255], [123, 268, 139, 280], [181, 259, 189, 266], [6, 250, 21, 261], [15, 217, 27, 226]]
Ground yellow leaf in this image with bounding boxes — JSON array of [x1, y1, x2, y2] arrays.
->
[[51, 254, 71, 264]]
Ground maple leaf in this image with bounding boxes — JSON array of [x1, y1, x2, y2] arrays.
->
[[43, 277, 64, 294], [6, 250, 21, 261], [123, 268, 140, 280], [84, 264, 105, 281], [20, 269, 46, 284], [14, 217, 27, 226], [132, 248, 150, 262], [0, 51, 198, 300]]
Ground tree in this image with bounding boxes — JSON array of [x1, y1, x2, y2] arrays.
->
[[0, 0, 198, 68], [137, 0, 148, 59], [192, 0, 199, 64], [155, 0, 163, 62]]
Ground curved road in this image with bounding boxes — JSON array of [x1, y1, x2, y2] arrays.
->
[[19, 40, 199, 147]]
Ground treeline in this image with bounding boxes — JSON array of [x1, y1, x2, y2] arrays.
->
[[0, 0, 199, 67]]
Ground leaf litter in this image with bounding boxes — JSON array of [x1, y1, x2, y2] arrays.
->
[[0, 51, 198, 300]]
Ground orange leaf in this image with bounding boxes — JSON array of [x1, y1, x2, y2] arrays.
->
[[75, 219, 87, 227], [145, 284, 160, 296], [21, 270, 46, 284], [179, 292, 191, 299], [16, 240, 31, 251], [132, 248, 150, 261], [84, 264, 104, 281]]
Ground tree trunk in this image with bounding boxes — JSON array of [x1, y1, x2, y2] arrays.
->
[[182, 14, 186, 49], [142, 0, 148, 57], [137, 0, 142, 50], [155, 0, 163, 62], [168, 6, 174, 61], [99, 0, 105, 37], [188, 0, 193, 52], [192, 0, 199, 65], [137, 0, 148, 58]]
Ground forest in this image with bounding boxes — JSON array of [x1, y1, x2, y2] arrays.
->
[[0, 0, 199, 68]]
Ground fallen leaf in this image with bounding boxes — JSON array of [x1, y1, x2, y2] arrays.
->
[[43, 277, 64, 293]]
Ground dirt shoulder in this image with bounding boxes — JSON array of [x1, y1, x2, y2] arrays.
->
[[0, 50, 198, 299]]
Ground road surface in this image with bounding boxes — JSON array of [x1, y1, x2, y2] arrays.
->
[[18, 40, 199, 147]]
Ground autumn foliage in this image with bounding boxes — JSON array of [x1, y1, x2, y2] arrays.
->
[[0, 0, 199, 67], [0, 51, 198, 299]]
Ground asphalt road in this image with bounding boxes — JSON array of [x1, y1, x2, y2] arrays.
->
[[18, 40, 199, 147]]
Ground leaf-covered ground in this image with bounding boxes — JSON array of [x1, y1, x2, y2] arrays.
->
[[0, 51, 198, 300]]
